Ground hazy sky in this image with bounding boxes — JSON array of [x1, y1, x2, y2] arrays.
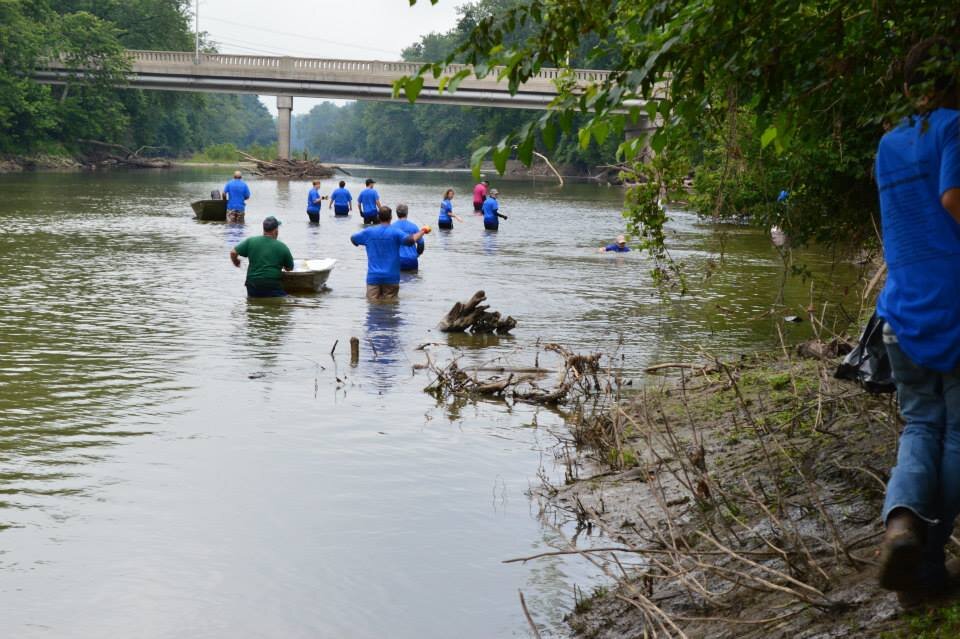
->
[[195, 0, 469, 115]]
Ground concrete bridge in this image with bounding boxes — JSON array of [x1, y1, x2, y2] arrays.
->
[[33, 50, 651, 159]]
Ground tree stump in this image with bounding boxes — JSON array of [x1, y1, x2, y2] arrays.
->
[[438, 290, 516, 334]]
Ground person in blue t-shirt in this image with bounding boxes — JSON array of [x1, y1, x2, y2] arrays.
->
[[223, 170, 251, 223], [481, 189, 506, 230], [357, 178, 382, 225], [437, 188, 465, 230], [393, 204, 425, 271], [599, 235, 630, 252], [329, 180, 353, 215], [873, 38, 960, 601], [305, 179, 326, 223], [351, 206, 428, 302]]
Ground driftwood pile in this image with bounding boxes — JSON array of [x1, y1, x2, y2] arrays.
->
[[78, 139, 172, 168], [438, 290, 517, 334], [422, 343, 602, 405], [238, 151, 343, 179]]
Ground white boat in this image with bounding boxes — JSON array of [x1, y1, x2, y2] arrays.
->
[[281, 258, 337, 293]]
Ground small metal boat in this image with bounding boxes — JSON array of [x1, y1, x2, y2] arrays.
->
[[191, 199, 227, 221], [281, 258, 337, 293]]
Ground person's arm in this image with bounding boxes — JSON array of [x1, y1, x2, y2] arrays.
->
[[943, 189, 960, 224], [244, 184, 250, 201], [416, 237, 425, 255], [283, 248, 294, 272], [231, 239, 248, 266], [351, 230, 366, 247], [402, 228, 428, 245]]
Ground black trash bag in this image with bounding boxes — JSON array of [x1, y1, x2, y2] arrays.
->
[[834, 311, 895, 394]]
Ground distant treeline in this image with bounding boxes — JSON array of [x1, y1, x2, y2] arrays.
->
[[1, 0, 275, 157], [291, 0, 619, 171]]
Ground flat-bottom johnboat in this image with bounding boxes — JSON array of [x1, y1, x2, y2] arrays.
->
[[191, 199, 227, 221], [281, 258, 337, 294]]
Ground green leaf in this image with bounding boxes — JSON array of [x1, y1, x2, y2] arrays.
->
[[492, 141, 511, 174], [542, 118, 557, 150], [404, 77, 424, 104], [470, 145, 491, 181], [593, 120, 610, 145], [517, 135, 534, 166], [760, 125, 777, 149], [578, 127, 591, 150]]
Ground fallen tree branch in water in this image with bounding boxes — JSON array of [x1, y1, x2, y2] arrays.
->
[[438, 290, 516, 334]]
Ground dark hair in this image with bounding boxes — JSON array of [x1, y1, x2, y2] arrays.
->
[[378, 206, 392, 223], [396, 204, 409, 217], [904, 37, 957, 101], [443, 188, 454, 200], [365, 178, 375, 186], [339, 180, 346, 187]]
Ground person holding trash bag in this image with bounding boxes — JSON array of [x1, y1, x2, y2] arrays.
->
[[874, 37, 960, 605]]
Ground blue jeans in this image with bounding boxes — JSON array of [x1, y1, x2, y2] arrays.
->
[[883, 323, 960, 584]]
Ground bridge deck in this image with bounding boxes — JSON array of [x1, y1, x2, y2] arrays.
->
[[35, 50, 615, 109]]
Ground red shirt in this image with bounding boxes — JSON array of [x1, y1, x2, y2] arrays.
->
[[472, 183, 487, 204]]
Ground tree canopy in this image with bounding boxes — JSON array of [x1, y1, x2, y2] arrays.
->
[[0, 0, 275, 156], [400, 0, 960, 250]]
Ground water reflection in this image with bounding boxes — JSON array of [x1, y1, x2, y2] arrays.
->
[[363, 303, 405, 394]]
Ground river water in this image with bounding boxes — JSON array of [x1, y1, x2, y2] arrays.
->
[[0, 168, 860, 638]]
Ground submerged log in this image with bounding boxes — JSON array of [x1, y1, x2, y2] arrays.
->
[[439, 290, 517, 334]]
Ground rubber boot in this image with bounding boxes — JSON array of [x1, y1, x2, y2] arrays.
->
[[879, 509, 924, 592]]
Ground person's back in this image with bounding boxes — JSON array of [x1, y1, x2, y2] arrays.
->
[[352, 224, 409, 284], [331, 186, 352, 214], [482, 196, 499, 229], [393, 218, 423, 271], [472, 182, 487, 211], [224, 178, 250, 212], [232, 217, 294, 297], [876, 107, 960, 370], [358, 187, 380, 222]]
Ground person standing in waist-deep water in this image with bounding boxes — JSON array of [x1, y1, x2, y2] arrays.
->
[[873, 38, 960, 604], [306, 180, 325, 223], [482, 188, 505, 230], [351, 206, 428, 302], [393, 204, 425, 271], [230, 216, 294, 298], [599, 235, 631, 253], [358, 178, 382, 225], [223, 170, 251, 223], [329, 180, 353, 216], [437, 188, 465, 230], [472, 179, 489, 213]]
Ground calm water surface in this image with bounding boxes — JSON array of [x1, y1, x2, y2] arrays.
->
[[0, 168, 860, 638]]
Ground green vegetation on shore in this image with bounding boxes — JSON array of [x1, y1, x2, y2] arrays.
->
[[0, 1, 274, 159]]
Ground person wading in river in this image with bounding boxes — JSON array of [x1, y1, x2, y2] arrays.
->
[[875, 37, 960, 605], [472, 179, 489, 213], [599, 235, 631, 253], [351, 206, 428, 302], [223, 170, 251, 223], [358, 178, 382, 225], [482, 189, 506, 231], [437, 188, 465, 230], [329, 180, 353, 216], [306, 180, 326, 224], [230, 216, 294, 298], [393, 204, 426, 271]]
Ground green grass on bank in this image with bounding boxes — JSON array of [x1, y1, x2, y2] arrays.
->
[[187, 142, 277, 163]]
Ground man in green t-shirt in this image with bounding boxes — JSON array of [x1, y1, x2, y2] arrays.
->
[[230, 216, 294, 297]]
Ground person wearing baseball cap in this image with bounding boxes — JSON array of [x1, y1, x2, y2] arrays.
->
[[358, 178, 382, 225], [481, 188, 506, 230], [599, 235, 631, 253], [230, 216, 294, 297]]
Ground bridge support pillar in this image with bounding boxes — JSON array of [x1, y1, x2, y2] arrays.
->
[[277, 95, 293, 160], [625, 114, 657, 163]]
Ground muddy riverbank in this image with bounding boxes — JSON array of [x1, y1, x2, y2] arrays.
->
[[528, 342, 945, 638]]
